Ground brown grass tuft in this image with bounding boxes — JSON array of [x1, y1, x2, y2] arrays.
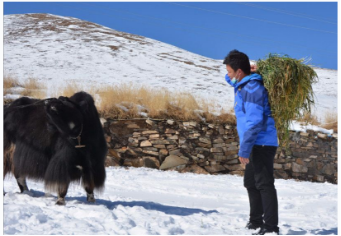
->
[[4, 74, 21, 90], [321, 111, 338, 133], [297, 112, 320, 126], [20, 78, 46, 98]]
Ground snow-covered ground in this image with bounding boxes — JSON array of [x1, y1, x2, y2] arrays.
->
[[3, 14, 337, 123], [3, 167, 338, 235]]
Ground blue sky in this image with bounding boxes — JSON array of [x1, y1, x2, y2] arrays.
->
[[4, 2, 337, 69]]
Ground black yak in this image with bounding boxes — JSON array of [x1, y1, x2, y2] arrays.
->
[[3, 92, 107, 205]]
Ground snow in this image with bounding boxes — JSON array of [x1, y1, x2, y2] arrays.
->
[[3, 167, 338, 235], [289, 121, 334, 135]]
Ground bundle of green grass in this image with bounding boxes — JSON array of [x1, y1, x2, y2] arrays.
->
[[256, 54, 318, 147]]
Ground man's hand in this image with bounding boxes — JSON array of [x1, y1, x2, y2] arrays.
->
[[250, 64, 257, 73], [239, 156, 249, 165]]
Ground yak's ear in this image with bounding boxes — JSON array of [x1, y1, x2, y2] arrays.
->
[[79, 100, 88, 112], [58, 96, 69, 102]]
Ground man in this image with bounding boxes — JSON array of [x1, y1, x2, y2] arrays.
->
[[223, 50, 279, 235]]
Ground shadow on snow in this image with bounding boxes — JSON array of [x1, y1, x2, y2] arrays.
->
[[25, 189, 219, 217]]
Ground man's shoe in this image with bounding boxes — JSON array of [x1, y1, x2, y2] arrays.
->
[[246, 222, 263, 230], [252, 226, 279, 235]]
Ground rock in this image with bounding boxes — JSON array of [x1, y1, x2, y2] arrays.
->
[[229, 171, 244, 176], [168, 135, 179, 140], [300, 132, 309, 137], [213, 138, 224, 144], [189, 133, 201, 139], [213, 155, 225, 161], [108, 149, 121, 159], [317, 133, 327, 139], [159, 149, 169, 156], [126, 147, 139, 156], [179, 164, 209, 174], [210, 147, 223, 153], [124, 158, 143, 167], [127, 123, 140, 129], [274, 163, 282, 170], [296, 158, 304, 165], [213, 143, 225, 148], [314, 175, 325, 182], [142, 150, 159, 157], [100, 118, 107, 127], [225, 159, 239, 164], [160, 155, 188, 170], [208, 124, 215, 129], [225, 125, 232, 129], [142, 130, 158, 135], [204, 164, 226, 173], [105, 135, 112, 143], [151, 140, 170, 145], [274, 170, 289, 179], [140, 140, 152, 147], [197, 154, 205, 159], [167, 119, 175, 125], [224, 164, 245, 171], [322, 164, 335, 175], [165, 128, 176, 134], [292, 162, 308, 173], [146, 119, 155, 126], [199, 137, 211, 144], [169, 149, 181, 156], [143, 156, 160, 169], [183, 122, 197, 127], [284, 163, 292, 170], [149, 134, 160, 139], [105, 156, 120, 167]]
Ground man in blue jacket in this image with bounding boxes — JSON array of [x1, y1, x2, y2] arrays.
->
[[223, 50, 279, 235]]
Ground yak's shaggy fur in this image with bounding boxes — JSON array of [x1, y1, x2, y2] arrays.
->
[[3, 92, 107, 205]]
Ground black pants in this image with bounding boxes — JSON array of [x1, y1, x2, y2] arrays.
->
[[244, 145, 278, 230]]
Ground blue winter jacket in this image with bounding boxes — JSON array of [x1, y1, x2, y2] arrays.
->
[[225, 73, 278, 158]]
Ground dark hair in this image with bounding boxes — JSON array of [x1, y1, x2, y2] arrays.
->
[[223, 49, 251, 75]]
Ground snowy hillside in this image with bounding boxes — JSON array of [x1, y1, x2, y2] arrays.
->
[[3, 167, 338, 235], [3, 13, 337, 123]]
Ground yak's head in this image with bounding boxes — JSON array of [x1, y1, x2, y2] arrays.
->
[[44, 96, 83, 139]]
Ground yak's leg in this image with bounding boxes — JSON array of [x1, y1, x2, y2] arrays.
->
[[56, 183, 69, 205], [16, 176, 29, 193], [85, 186, 95, 203]]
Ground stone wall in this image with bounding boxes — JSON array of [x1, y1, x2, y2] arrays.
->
[[103, 118, 338, 184]]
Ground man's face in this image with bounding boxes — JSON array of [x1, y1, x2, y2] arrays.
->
[[226, 65, 241, 80]]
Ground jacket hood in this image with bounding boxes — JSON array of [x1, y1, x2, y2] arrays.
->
[[235, 73, 262, 87]]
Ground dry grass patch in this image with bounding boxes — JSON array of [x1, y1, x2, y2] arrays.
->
[[20, 78, 46, 99], [322, 111, 338, 133], [296, 112, 320, 126], [55, 82, 85, 98], [93, 83, 236, 122], [4, 75, 21, 97], [4, 74, 21, 90]]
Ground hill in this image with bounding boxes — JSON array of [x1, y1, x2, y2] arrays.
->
[[3, 13, 337, 124]]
